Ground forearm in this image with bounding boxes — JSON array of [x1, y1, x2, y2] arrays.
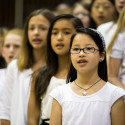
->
[[1, 119, 10, 125], [50, 99, 62, 125], [108, 57, 125, 89]]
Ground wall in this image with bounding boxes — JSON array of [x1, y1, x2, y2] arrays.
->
[[0, 0, 76, 28]]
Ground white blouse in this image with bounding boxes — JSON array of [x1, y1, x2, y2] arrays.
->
[[0, 60, 33, 125], [97, 21, 117, 49], [50, 82, 125, 125], [110, 29, 125, 86], [0, 69, 6, 109]]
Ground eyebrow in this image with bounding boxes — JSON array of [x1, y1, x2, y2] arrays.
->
[[72, 43, 93, 46], [52, 28, 72, 30], [29, 24, 49, 27]]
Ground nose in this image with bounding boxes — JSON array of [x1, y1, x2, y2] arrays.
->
[[79, 49, 85, 57], [57, 32, 63, 41], [98, 6, 104, 12], [34, 28, 39, 35], [9, 46, 14, 53]]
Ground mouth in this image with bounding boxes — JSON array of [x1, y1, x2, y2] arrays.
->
[[8, 55, 14, 60], [32, 39, 42, 44], [118, 5, 124, 10], [77, 59, 88, 66], [98, 16, 105, 21], [56, 43, 64, 49]]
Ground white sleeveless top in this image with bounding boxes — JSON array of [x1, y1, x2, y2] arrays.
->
[[50, 82, 125, 125], [41, 76, 66, 120]]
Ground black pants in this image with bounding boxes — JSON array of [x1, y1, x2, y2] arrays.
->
[[41, 119, 49, 125]]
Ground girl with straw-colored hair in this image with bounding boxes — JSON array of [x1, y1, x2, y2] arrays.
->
[[0, 9, 55, 125], [108, 6, 125, 90]]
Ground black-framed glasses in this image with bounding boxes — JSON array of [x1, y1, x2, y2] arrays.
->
[[70, 47, 99, 54]]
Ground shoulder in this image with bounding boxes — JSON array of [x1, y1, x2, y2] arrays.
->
[[111, 29, 125, 50], [116, 29, 125, 41], [0, 69, 6, 79], [49, 76, 66, 86], [7, 59, 18, 69], [97, 21, 114, 31], [49, 84, 69, 105], [106, 82, 125, 104], [0, 69, 6, 74], [5, 59, 19, 77], [50, 83, 69, 96], [106, 82, 125, 93], [0, 69, 6, 84]]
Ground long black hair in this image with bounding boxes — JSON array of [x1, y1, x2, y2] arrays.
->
[[34, 14, 83, 103], [67, 27, 107, 83]]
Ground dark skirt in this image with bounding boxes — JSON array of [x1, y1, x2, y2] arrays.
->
[[41, 119, 49, 125]]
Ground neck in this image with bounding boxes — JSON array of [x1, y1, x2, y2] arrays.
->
[[32, 49, 46, 71], [55, 55, 70, 79], [76, 70, 100, 86]]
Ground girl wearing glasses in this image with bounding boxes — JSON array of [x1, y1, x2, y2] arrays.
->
[[72, 1, 91, 28], [90, 0, 117, 28], [50, 28, 125, 125]]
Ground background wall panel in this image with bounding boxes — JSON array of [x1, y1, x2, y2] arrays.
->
[[0, 0, 76, 28], [0, 0, 15, 28]]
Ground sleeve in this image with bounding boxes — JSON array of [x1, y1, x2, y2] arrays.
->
[[110, 32, 124, 59], [0, 60, 18, 120], [49, 86, 63, 106], [111, 87, 125, 105]]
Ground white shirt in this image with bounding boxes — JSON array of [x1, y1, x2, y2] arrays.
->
[[0, 60, 33, 125], [50, 82, 125, 125], [0, 69, 6, 109], [97, 21, 117, 49], [41, 76, 66, 120], [110, 29, 125, 86]]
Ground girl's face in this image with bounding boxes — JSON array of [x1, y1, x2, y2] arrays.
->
[[51, 19, 75, 56], [115, 0, 125, 14], [2, 33, 22, 64], [28, 15, 50, 50], [71, 33, 104, 74], [73, 5, 90, 28], [91, 0, 115, 27]]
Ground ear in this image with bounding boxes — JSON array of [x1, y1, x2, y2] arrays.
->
[[99, 52, 105, 62]]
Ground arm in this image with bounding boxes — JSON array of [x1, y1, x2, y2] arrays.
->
[[49, 99, 62, 125], [108, 57, 125, 90], [28, 74, 41, 125], [1, 120, 10, 125], [111, 97, 125, 125]]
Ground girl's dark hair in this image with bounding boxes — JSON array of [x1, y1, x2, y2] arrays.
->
[[34, 14, 83, 103], [66, 27, 107, 83]]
